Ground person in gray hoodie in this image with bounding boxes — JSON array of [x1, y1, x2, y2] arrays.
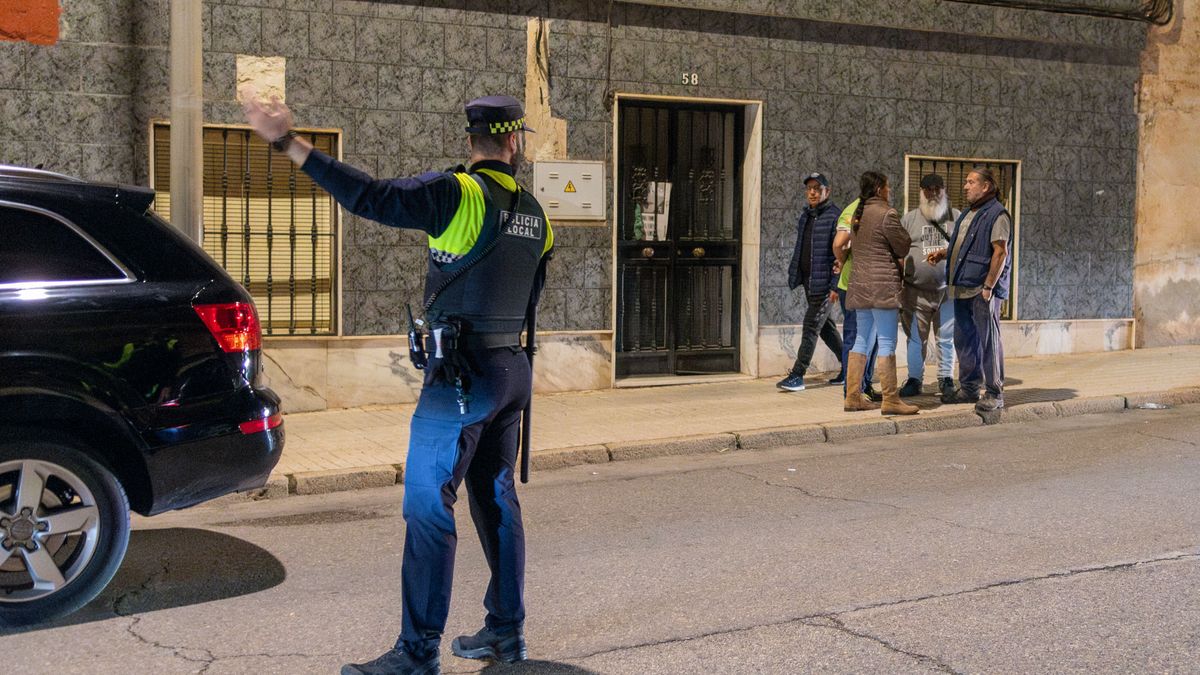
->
[[899, 174, 959, 401]]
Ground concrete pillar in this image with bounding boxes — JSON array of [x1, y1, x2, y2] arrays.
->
[[169, 0, 203, 242], [1134, 0, 1200, 347]]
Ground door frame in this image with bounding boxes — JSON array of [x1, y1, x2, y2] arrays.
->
[[610, 93, 763, 385]]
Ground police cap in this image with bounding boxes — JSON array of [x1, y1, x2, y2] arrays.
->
[[464, 95, 536, 135]]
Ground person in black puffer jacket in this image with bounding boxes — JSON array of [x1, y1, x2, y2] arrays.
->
[[778, 172, 843, 392]]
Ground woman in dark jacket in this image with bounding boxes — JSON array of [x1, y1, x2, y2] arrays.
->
[[845, 172, 919, 415]]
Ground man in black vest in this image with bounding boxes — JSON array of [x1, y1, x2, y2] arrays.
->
[[779, 172, 843, 391], [244, 93, 553, 675]]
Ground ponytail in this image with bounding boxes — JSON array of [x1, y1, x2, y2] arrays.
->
[[851, 171, 887, 233]]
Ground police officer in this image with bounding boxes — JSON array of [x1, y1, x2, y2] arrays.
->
[[244, 92, 553, 675]]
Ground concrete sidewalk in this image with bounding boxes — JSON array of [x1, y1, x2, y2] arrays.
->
[[262, 345, 1200, 497]]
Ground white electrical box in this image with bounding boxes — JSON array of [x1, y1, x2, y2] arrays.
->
[[532, 160, 606, 221]]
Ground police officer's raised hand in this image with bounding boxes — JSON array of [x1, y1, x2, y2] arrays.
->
[[240, 86, 312, 165]]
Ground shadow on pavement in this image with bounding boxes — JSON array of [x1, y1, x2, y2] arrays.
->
[[10, 527, 284, 633], [887, 378, 1076, 411], [481, 661, 600, 674]]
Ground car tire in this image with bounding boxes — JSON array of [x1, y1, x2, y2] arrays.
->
[[0, 438, 131, 627]]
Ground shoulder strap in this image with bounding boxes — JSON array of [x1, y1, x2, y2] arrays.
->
[[422, 174, 520, 312], [929, 218, 951, 243]]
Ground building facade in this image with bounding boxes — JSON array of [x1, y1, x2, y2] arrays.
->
[[1, 0, 1190, 412]]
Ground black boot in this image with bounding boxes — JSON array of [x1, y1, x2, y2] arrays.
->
[[939, 377, 956, 403], [451, 626, 527, 663], [898, 377, 923, 397], [342, 649, 440, 675]]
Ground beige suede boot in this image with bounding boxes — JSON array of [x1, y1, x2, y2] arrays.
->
[[879, 355, 919, 415], [843, 352, 879, 411]]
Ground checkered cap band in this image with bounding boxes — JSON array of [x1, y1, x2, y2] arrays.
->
[[488, 118, 526, 134]]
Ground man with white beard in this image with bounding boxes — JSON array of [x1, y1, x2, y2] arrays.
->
[[898, 174, 958, 401]]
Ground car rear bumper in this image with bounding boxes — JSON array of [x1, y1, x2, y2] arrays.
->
[[142, 388, 285, 515]]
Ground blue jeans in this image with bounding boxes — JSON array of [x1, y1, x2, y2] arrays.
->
[[852, 308, 899, 357], [906, 299, 956, 380], [837, 289, 876, 388]]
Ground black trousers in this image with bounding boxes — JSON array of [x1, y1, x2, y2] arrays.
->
[[790, 291, 843, 377], [398, 347, 530, 659]]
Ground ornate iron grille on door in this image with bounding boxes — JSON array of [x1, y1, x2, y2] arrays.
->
[[616, 101, 742, 378]]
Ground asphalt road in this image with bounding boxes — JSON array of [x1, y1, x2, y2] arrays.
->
[[3, 405, 1199, 674]]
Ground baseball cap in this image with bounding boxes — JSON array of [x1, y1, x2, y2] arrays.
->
[[802, 172, 829, 187], [919, 173, 945, 190]]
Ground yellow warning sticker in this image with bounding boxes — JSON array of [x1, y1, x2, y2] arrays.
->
[[564, 180, 576, 193]]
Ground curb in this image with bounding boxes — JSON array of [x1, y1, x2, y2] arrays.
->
[[736, 424, 826, 450], [1125, 386, 1200, 408], [291, 465, 398, 495], [1053, 395, 1127, 418], [227, 387, 1200, 501], [530, 445, 609, 471], [822, 418, 897, 442], [895, 410, 984, 434], [606, 433, 737, 462]]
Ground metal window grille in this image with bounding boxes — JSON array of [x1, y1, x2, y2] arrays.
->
[[905, 155, 1020, 320], [151, 123, 339, 335]]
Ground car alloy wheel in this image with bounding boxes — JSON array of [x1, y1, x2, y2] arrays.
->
[[0, 440, 130, 626], [0, 459, 102, 601]]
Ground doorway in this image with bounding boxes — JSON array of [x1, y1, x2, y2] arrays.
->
[[615, 100, 744, 379]]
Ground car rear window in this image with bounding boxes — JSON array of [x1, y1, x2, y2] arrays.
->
[[0, 204, 128, 286]]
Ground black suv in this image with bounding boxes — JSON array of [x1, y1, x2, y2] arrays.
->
[[0, 166, 283, 625]]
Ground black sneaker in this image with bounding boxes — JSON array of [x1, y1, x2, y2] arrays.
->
[[898, 377, 923, 397], [944, 388, 980, 404], [863, 385, 882, 403], [776, 373, 806, 392], [451, 626, 527, 663], [827, 373, 846, 385], [342, 648, 440, 675], [939, 377, 956, 402]]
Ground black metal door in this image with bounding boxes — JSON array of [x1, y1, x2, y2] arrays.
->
[[616, 101, 742, 378]]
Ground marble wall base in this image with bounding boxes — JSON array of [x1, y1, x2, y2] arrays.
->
[[263, 331, 613, 413], [757, 319, 1134, 379]]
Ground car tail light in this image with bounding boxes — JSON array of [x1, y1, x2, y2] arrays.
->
[[239, 412, 283, 435], [193, 302, 262, 352]]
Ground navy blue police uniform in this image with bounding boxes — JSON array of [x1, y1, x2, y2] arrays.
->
[[296, 96, 553, 675]]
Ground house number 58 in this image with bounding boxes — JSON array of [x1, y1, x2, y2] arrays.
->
[[682, 72, 698, 85]]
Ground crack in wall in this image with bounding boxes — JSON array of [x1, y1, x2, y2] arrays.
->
[[565, 550, 1199, 664], [262, 351, 328, 404]]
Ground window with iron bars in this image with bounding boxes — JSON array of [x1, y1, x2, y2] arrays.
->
[[151, 123, 340, 335], [904, 155, 1020, 320]]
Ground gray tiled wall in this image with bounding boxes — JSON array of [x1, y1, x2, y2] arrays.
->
[[544, 2, 1141, 323], [0, 0, 1143, 332]]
